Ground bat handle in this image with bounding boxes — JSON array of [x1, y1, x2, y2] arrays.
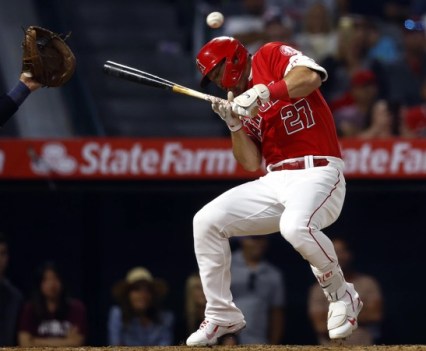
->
[[172, 85, 228, 104], [204, 95, 228, 105]]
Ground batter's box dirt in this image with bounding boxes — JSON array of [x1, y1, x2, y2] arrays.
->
[[2, 346, 426, 351]]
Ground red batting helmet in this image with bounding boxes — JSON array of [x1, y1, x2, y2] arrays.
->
[[196, 36, 249, 89]]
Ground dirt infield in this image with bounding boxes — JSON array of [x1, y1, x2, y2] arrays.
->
[[3, 346, 426, 351]]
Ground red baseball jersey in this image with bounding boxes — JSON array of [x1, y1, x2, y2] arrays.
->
[[242, 42, 342, 166]]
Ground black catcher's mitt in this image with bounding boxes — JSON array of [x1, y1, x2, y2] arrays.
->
[[21, 26, 76, 87]]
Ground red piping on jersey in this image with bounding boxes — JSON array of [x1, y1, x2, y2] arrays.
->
[[306, 169, 341, 263]]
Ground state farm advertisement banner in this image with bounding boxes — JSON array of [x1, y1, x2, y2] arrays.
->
[[0, 138, 254, 180], [0, 138, 424, 180], [341, 138, 426, 178]]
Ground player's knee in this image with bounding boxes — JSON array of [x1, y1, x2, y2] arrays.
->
[[193, 208, 209, 233], [193, 207, 215, 240], [193, 206, 227, 242], [280, 223, 307, 250]]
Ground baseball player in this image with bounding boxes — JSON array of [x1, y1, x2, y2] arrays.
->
[[186, 36, 363, 346], [0, 73, 41, 126]]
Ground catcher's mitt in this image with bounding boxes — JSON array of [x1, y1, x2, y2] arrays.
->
[[22, 26, 76, 87]]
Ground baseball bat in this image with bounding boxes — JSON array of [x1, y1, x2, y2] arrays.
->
[[103, 60, 227, 104]]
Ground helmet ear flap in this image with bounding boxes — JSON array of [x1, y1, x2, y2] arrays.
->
[[200, 58, 225, 88]]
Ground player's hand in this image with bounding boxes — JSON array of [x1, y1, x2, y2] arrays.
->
[[211, 91, 242, 132], [20, 72, 42, 92], [231, 84, 270, 118]]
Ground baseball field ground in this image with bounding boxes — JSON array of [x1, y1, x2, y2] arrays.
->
[[4, 346, 426, 351]]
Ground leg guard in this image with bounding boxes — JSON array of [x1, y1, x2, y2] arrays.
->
[[311, 264, 347, 302]]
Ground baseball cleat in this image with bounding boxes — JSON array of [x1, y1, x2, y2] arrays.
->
[[186, 319, 246, 346], [328, 298, 363, 339]]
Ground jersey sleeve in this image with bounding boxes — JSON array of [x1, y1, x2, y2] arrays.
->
[[254, 43, 292, 82], [285, 52, 328, 81], [254, 43, 328, 82]]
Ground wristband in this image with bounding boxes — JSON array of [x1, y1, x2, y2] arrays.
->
[[268, 79, 289, 101], [7, 81, 31, 106]]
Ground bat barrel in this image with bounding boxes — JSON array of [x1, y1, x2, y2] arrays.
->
[[105, 61, 179, 87], [103, 62, 172, 90], [103, 60, 227, 104]]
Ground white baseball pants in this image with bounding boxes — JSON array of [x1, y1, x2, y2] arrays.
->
[[193, 156, 346, 325]]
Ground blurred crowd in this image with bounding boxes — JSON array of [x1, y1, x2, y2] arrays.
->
[[0, 230, 384, 346], [3, 0, 426, 138], [197, 0, 426, 138]]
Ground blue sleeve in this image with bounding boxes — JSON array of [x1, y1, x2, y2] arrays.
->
[[7, 81, 31, 106], [107, 306, 122, 346], [0, 94, 18, 126], [0, 81, 31, 126], [157, 311, 175, 346]]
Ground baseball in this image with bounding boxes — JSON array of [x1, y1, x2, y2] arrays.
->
[[206, 11, 224, 29]]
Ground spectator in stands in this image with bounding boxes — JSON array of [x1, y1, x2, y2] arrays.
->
[[17, 261, 87, 347], [221, 0, 277, 53], [384, 16, 426, 107], [320, 15, 373, 102], [363, 0, 407, 62], [308, 237, 383, 345], [278, 0, 343, 30], [331, 69, 379, 137], [294, 2, 337, 62], [184, 272, 206, 337], [107, 266, 174, 346], [262, 8, 295, 46], [400, 78, 426, 137], [0, 73, 41, 126], [0, 232, 23, 346], [358, 99, 400, 139], [365, 18, 401, 65], [401, 105, 426, 137], [230, 236, 285, 344]]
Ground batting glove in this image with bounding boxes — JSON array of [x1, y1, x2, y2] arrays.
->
[[231, 84, 270, 118], [211, 91, 242, 132]]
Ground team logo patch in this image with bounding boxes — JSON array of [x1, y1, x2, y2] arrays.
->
[[280, 45, 299, 56]]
